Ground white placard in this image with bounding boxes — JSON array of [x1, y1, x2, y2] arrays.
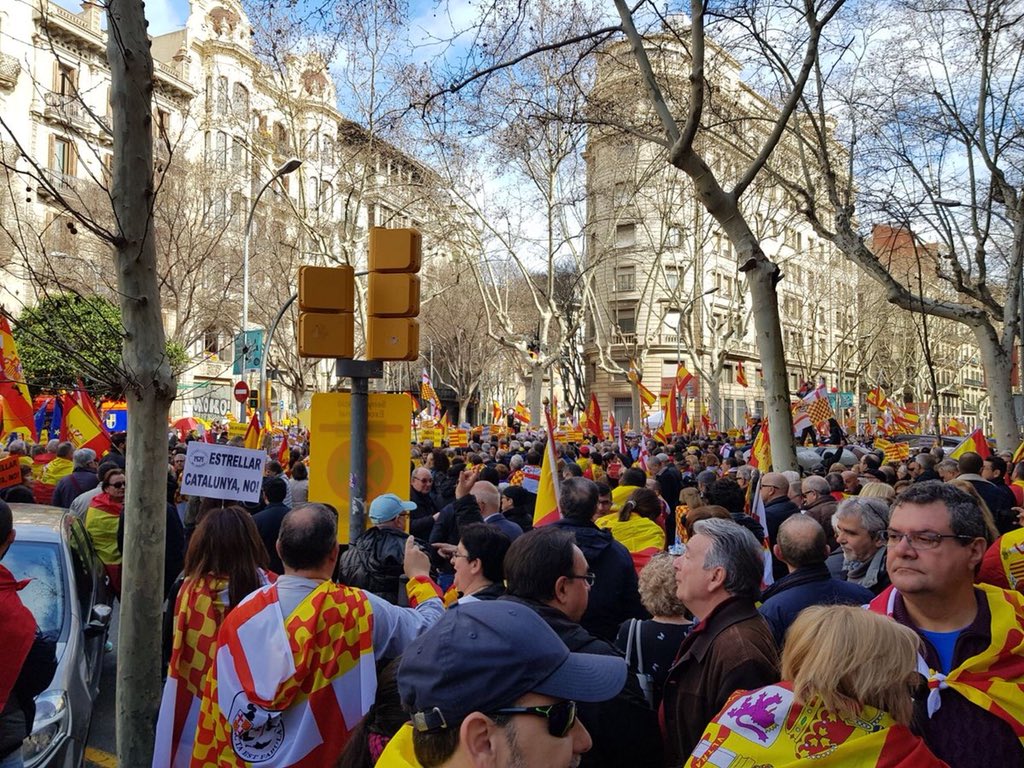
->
[[180, 442, 267, 504]]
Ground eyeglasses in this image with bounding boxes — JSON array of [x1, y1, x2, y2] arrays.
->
[[109, 482, 125, 489], [413, 476, 433, 483], [882, 529, 975, 550], [489, 700, 578, 738], [564, 571, 596, 587], [451, 551, 472, 561]]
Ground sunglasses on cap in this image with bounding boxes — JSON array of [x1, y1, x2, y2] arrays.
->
[[488, 700, 578, 738]]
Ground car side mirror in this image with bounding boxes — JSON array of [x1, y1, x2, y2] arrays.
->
[[85, 604, 112, 637]]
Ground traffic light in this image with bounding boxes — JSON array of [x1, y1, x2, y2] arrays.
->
[[248, 390, 259, 412], [298, 265, 355, 358], [367, 228, 421, 361]]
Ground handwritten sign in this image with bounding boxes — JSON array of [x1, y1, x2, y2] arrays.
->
[[180, 442, 266, 504], [0, 456, 20, 489]]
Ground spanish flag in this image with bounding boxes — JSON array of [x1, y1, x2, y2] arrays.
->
[[949, 427, 990, 460], [60, 389, 111, 455], [243, 411, 263, 451], [749, 420, 771, 470], [736, 361, 748, 387], [675, 363, 694, 392], [533, 411, 561, 527], [585, 394, 604, 440], [0, 314, 37, 441]]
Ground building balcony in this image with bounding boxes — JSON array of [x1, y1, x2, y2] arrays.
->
[[42, 91, 94, 131], [38, 168, 78, 198], [0, 52, 21, 89]]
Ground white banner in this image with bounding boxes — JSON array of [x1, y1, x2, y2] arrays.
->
[[181, 442, 267, 504]]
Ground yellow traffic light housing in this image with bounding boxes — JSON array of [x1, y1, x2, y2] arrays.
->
[[298, 265, 355, 358], [367, 228, 421, 361]]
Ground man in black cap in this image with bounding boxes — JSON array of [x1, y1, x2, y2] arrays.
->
[[397, 600, 626, 768]]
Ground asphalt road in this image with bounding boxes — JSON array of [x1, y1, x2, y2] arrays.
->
[[85, 606, 118, 767]]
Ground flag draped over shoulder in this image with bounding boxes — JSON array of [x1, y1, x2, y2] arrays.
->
[[533, 412, 562, 527], [0, 315, 37, 441], [949, 428, 990, 460], [869, 584, 1024, 746], [685, 683, 946, 767], [190, 581, 379, 768]]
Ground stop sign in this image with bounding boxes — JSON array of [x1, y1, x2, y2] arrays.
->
[[233, 381, 250, 403]]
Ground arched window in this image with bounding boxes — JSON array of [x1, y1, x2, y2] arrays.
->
[[232, 83, 249, 120]]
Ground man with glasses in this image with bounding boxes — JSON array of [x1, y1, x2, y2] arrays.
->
[[759, 471, 801, 579], [800, 474, 838, 549], [396, 599, 626, 768], [869, 482, 1024, 765], [502, 527, 662, 767], [410, 466, 438, 539]]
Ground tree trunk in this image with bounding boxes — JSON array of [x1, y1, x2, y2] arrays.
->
[[527, 367, 543, 427], [630, 383, 641, 432], [458, 398, 469, 426], [974, 325, 1017, 451], [707, 376, 721, 434], [107, 1, 176, 763]]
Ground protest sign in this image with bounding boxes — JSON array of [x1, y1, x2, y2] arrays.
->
[[0, 456, 20, 489], [180, 442, 266, 504]]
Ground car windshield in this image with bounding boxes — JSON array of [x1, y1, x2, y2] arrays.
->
[[3, 541, 65, 636]]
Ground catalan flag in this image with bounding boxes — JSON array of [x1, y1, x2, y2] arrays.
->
[[946, 417, 967, 437], [874, 438, 910, 463], [867, 386, 888, 410], [1012, 439, 1024, 465], [949, 427, 990, 460], [533, 411, 561, 527], [0, 314, 37, 441], [420, 370, 440, 416], [736, 361, 748, 387]]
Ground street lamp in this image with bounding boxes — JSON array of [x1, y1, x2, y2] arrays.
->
[[239, 157, 301, 421]]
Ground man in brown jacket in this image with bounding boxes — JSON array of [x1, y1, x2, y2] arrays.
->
[[662, 518, 780, 766]]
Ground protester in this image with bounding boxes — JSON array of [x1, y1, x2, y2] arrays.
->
[[0, 466, 34, 504], [153, 506, 274, 768], [470, 480, 522, 540], [614, 553, 691, 708], [552, 477, 645, 641], [0, 500, 58, 768], [957, 451, 1015, 533], [394, 599, 627, 768], [595, 486, 666, 574], [252, 476, 292, 574], [498, 485, 534, 532], [798, 474, 837, 548], [450, 522, 511, 602], [409, 467, 438, 539], [70, 460, 118, 518], [288, 461, 309, 506], [703, 478, 765, 541], [685, 606, 945, 766], [337, 493, 420, 605], [51, 448, 99, 509], [190, 503, 445, 766], [831, 496, 891, 595], [85, 467, 125, 595], [759, 515, 873, 647], [501, 526, 663, 767], [869, 481, 1024, 765], [663, 518, 780, 764]]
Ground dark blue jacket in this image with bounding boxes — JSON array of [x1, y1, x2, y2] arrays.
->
[[758, 564, 873, 647], [482, 512, 523, 541], [552, 516, 645, 642]]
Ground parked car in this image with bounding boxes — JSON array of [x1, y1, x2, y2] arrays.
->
[[4, 505, 113, 768]]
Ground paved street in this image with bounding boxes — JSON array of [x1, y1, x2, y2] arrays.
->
[[85, 607, 118, 768]]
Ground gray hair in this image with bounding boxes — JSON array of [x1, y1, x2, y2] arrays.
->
[[73, 448, 97, 469], [936, 459, 958, 476], [8, 439, 26, 454], [915, 453, 937, 470], [834, 497, 890, 536], [509, 454, 524, 470], [692, 518, 764, 599], [801, 475, 829, 494], [736, 465, 755, 483], [559, 477, 598, 521], [470, 481, 500, 515]]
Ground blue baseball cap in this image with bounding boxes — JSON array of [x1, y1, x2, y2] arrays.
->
[[398, 601, 627, 732], [368, 493, 417, 524]]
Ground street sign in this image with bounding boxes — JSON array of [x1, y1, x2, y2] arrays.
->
[[233, 381, 250, 403], [232, 330, 265, 374]]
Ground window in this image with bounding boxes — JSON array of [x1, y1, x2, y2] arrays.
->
[[156, 108, 170, 142], [53, 63, 77, 96], [615, 223, 636, 248], [232, 83, 249, 119], [216, 76, 229, 116], [615, 265, 636, 292], [616, 305, 636, 334], [215, 131, 228, 170], [231, 137, 244, 170], [51, 137, 74, 175], [664, 266, 680, 291], [613, 182, 630, 208]]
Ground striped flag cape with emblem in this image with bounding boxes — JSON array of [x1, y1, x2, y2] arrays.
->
[[189, 577, 442, 767], [154, 572, 275, 768], [869, 583, 1024, 747]]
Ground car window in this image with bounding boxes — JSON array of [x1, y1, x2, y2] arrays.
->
[[4, 541, 66, 636], [67, 517, 96, 615]]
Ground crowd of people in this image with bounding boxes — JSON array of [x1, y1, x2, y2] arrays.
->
[[3, 422, 1024, 767]]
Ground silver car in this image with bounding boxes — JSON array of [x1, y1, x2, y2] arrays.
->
[[4, 505, 113, 768]]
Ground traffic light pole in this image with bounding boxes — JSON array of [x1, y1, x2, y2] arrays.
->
[[337, 358, 383, 538]]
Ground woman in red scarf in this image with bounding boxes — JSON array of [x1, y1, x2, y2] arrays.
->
[[85, 468, 125, 595]]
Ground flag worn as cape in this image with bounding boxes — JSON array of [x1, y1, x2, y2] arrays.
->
[[0, 315, 37, 441], [869, 583, 1024, 745], [685, 683, 946, 767], [0, 565, 36, 711]]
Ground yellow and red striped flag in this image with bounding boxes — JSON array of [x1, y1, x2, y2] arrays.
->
[[950, 427, 991, 460], [749, 420, 771, 470], [675, 363, 694, 391], [0, 314, 37, 441], [736, 361, 748, 387], [514, 401, 531, 426], [533, 411, 562, 527], [60, 389, 111, 455], [243, 411, 263, 451]]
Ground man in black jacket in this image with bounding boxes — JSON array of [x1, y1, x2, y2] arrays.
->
[[336, 493, 422, 604], [409, 467, 437, 540], [552, 478, 644, 642], [0, 501, 58, 764], [502, 527, 662, 768], [252, 476, 292, 574], [759, 472, 801, 580]]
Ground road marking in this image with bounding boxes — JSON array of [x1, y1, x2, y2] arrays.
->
[[85, 746, 118, 767]]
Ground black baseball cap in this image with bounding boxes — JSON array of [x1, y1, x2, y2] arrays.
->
[[398, 601, 626, 732]]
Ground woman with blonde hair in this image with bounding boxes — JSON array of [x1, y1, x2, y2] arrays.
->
[[615, 553, 692, 709], [686, 605, 945, 766], [858, 481, 896, 504]]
